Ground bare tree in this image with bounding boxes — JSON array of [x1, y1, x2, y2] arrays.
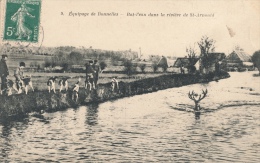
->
[[186, 46, 196, 58], [198, 36, 215, 73], [198, 36, 215, 56], [186, 46, 197, 73]]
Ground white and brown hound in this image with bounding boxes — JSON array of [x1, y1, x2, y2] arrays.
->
[[111, 77, 119, 92], [47, 77, 58, 93], [58, 77, 70, 92], [1, 78, 19, 96], [72, 78, 81, 102], [20, 75, 34, 95]]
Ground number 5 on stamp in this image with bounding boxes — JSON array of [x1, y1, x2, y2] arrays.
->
[[3, 0, 41, 42]]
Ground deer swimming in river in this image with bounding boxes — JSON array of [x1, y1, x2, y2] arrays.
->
[[188, 89, 208, 112]]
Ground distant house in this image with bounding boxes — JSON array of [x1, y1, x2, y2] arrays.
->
[[173, 57, 199, 67], [173, 57, 200, 73], [202, 53, 226, 73], [157, 56, 176, 68], [225, 49, 253, 68]]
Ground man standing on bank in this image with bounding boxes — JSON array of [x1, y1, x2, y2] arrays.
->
[[0, 55, 9, 95], [93, 60, 100, 89], [85, 60, 96, 91]]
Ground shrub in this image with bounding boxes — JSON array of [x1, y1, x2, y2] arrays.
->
[[252, 50, 260, 74], [44, 58, 52, 67], [99, 61, 107, 72], [139, 64, 146, 73], [123, 60, 136, 75], [61, 62, 69, 72]]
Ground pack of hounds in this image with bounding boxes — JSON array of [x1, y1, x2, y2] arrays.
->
[[0, 75, 34, 96], [1, 75, 120, 102], [47, 76, 81, 102], [46, 76, 119, 101]]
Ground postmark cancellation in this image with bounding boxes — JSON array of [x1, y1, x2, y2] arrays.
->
[[3, 0, 41, 43]]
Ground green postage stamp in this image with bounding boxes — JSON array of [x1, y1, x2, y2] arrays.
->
[[3, 0, 41, 42]]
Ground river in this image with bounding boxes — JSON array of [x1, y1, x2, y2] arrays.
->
[[0, 72, 259, 162]]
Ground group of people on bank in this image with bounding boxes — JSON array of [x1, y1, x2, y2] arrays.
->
[[0, 55, 120, 97], [0, 55, 102, 96], [0, 55, 33, 95], [85, 59, 100, 91]]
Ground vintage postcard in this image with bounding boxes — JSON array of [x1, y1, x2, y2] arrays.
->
[[0, 0, 259, 162]]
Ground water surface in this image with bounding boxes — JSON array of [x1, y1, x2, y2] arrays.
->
[[0, 72, 259, 162]]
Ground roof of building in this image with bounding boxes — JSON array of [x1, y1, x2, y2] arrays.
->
[[157, 56, 176, 67], [173, 57, 200, 67], [208, 53, 226, 61], [226, 50, 251, 62]]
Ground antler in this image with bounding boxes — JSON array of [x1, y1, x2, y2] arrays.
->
[[198, 89, 207, 102], [188, 89, 207, 102], [188, 91, 196, 101]]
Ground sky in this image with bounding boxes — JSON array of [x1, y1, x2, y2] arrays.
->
[[1, 0, 260, 57]]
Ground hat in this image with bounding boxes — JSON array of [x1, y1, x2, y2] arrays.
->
[[20, 62, 25, 67], [2, 55, 8, 58], [89, 60, 94, 63]]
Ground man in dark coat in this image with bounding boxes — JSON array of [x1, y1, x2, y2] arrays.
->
[[0, 55, 9, 94]]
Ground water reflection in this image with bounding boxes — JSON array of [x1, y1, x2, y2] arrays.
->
[[85, 103, 99, 126], [0, 115, 30, 137], [194, 111, 201, 120], [0, 115, 30, 160]]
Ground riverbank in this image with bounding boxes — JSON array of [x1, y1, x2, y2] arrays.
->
[[0, 72, 230, 118]]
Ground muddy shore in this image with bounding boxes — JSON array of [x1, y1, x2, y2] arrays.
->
[[0, 72, 230, 118]]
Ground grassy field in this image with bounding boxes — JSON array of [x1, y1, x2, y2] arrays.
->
[[6, 72, 171, 91]]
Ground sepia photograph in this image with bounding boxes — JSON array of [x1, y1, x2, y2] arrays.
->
[[0, 0, 259, 162]]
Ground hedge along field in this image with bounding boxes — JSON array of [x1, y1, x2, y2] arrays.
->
[[0, 72, 230, 118]]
